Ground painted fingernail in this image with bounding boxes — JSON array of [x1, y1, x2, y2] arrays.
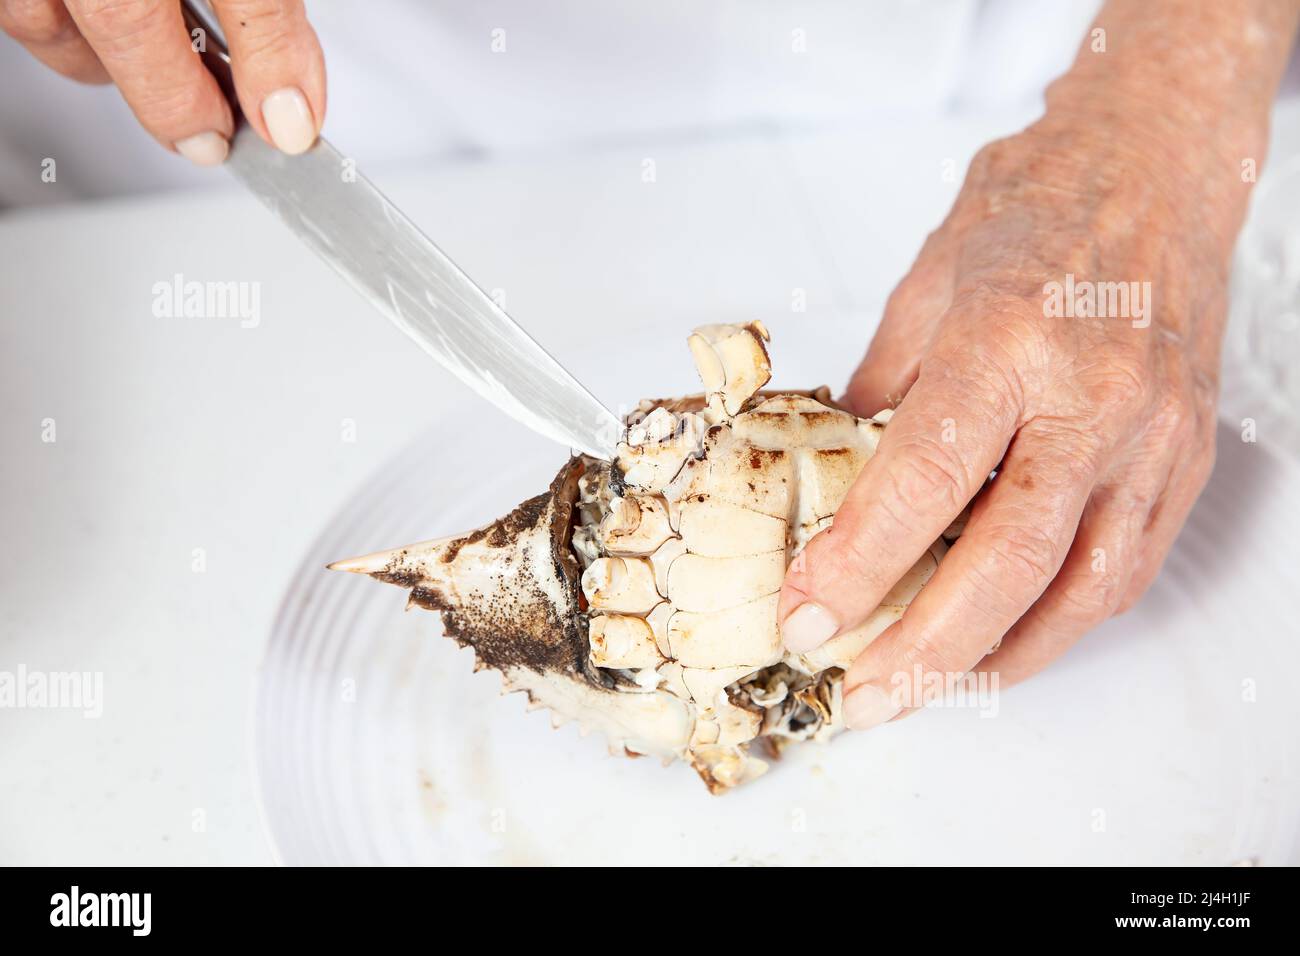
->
[[781, 602, 839, 653], [261, 87, 316, 155], [843, 683, 902, 731], [174, 131, 229, 166]]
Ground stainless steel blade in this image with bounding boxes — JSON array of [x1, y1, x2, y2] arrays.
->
[[182, 2, 622, 460], [227, 133, 622, 459]]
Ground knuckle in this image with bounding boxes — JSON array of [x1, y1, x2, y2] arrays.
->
[[884, 437, 969, 518], [1030, 420, 1109, 476], [131, 77, 213, 126], [883, 272, 932, 319], [980, 522, 1061, 591], [815, 531, 870, 586], [899, 630, 969, 681], [990, 311, 1052, 386], [965, 136, 1020, 184], [1115, 573, 1154, 615], [1083, 360, 1149, 418], [1057, 569, 1125, 625], [1113, 592, 1140, 616], [811, 520, 896, 601], [915, 226, 950, 261], [77, 0, 164, 45], [1141, 388, 1210, 465], [930, 299, 1042, 404], [1157, 390, 1194, 432], [2, 0, 72, 44]]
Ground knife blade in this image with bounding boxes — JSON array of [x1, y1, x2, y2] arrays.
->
[[181, 1, 622, 460]]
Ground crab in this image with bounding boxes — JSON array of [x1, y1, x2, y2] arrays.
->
[[331, 323, 953, 792]]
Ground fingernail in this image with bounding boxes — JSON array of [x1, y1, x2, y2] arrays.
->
[[843, 683, 902, 731], [174, 131, 229, 167], [781, 602, 839, 653], [261, 87, 316, 155]]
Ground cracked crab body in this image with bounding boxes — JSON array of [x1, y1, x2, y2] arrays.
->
[[333, 323, 950, 792]]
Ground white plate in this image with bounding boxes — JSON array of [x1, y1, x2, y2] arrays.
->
[[256, 399, 1300, 865]]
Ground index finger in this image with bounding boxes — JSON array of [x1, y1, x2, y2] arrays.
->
[[66, 0, 233, 162], [838, 423, 1099, 730], [779, 340, 1022, 652]]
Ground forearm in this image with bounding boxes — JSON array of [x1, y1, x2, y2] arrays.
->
[[1031, 0, 1300, 262]]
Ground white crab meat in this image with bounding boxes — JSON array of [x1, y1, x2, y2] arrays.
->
[[589, 614, 662, 670], [332, 322, 959, 793]]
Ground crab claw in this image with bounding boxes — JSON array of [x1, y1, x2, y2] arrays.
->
[[329, 458, 694, 760]]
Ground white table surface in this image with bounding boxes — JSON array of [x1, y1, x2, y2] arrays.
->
[[1, 102, 1295, 865]]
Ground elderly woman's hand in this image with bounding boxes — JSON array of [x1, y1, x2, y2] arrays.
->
[[781, 124, 1223, 724], [778, 0, 1300, 728], [0, 0, 325, 163]]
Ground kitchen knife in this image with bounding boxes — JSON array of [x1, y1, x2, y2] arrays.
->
[[181, 0, 622, 460]]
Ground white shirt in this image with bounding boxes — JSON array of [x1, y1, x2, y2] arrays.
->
[[1, 0, 1108, 207]]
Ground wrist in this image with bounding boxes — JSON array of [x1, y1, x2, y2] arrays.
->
[[1022, 0, 1300, 262]]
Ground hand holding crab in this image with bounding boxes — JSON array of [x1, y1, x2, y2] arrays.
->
[[779, 0, 1300, 728]]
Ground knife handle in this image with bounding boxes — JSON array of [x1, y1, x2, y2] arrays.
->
[[181, 0, 239, 109]]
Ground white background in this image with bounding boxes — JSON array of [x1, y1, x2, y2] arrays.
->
[[1, 1, 1298, 864]]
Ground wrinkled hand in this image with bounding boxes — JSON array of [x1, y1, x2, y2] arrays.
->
[[779, 124, 1226, 729], [1, 0, 325, 163]]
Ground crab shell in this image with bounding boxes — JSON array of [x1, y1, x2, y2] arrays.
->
[[332, 323, 950, 793]]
